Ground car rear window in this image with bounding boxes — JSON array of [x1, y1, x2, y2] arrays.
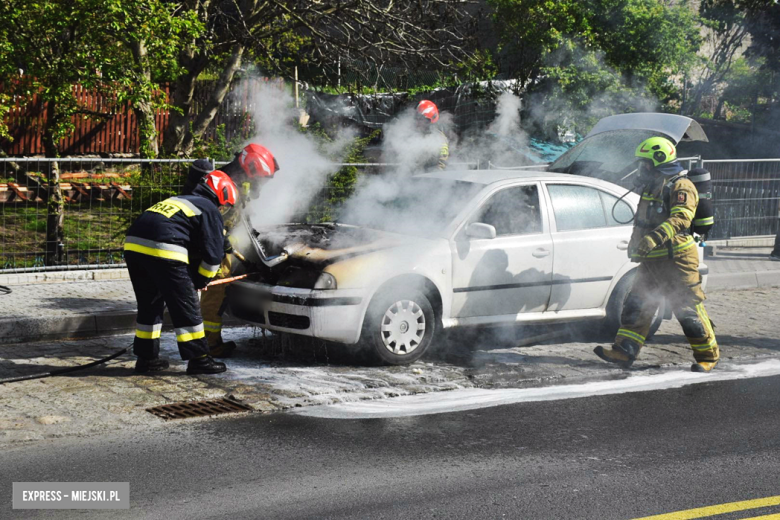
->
[[547, 184, 632, 231]]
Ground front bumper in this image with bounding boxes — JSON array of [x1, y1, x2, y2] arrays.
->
[[226, 281, 366, 344]]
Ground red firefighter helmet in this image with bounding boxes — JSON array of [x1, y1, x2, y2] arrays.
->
[[416, 100, 439, 124], [238, 144, 279, 178], [203, 170, 239, 206]]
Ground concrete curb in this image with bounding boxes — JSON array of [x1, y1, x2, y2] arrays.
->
[[706, 270, 780, 290], [0, 311, 243, 345], [707, 236, 775, 248]]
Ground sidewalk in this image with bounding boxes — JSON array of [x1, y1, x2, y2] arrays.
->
[[0, 247, 778, 344]]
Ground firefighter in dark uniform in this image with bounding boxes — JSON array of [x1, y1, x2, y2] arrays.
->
[[594, 137, 720, 372], [124, 171, 239, 375], [181, 144, 279, 358], [416, 100, 450, 171]]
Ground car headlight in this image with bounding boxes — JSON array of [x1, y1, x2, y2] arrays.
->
[[313, 272, 337, 290]]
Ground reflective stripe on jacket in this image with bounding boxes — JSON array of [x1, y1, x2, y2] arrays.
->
[[124, 184, 225, 282]]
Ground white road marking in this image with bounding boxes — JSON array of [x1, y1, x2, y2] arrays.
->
[[294, 359, 780, 419]]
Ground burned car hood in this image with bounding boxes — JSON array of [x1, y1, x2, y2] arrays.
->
[[250, 223, 427, 268]]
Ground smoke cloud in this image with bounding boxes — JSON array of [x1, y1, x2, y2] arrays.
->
[[379, 107, 456, 175], [241, 78, 356, 228]]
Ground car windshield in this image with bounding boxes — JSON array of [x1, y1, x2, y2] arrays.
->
[[548, 129, 665, 189], [338, 177, 484, 237]]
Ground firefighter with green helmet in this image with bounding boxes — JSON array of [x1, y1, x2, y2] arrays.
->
[[594, 136, 720, 372]]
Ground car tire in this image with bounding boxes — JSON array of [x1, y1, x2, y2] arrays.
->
[[602, 271, 663, 342], [361, 288, 437, 365]]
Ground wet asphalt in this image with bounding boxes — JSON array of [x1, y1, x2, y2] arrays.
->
[[3, 373, 780, 520]]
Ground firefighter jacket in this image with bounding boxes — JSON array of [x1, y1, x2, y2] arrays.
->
[[630, 168, 698, 262], [124, 183, 225, 289]]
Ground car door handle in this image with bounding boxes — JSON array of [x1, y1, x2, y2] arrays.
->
[[617, 240, 629, 251], [532, 248, 550, 258]]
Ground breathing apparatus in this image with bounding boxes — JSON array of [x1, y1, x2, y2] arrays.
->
[[610, 137, 679, 225]]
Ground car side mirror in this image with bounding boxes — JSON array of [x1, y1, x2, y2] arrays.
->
[[465, 222, 497, 240]]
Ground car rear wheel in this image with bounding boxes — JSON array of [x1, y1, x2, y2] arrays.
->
[[603, 271, 663, 342], [361, 288, 436, 365]]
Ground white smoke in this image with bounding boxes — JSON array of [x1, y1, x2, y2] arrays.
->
[[241, 79, 355, 227], [380, 108, 456, 175], [488, 91, 523, 138], [451, 91, 533, 169]]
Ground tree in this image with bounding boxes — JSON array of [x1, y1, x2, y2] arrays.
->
[[0, 0, 199, 263], [101, 0, 202, 158], [689, 0, 779, 122], [741, 0, 780, 73], [488, 0, 702, 134], [686, 0, 750, 117], [161, 0, 478, 156], [0, 0, 121, 263]]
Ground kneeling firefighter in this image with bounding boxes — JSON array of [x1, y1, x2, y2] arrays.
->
[[182, 144, 280, 358], [124, 171, 240, 375], [594, 137, 719, 372]]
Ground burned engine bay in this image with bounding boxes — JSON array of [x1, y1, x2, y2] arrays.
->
[[231, 217, 402, 289]]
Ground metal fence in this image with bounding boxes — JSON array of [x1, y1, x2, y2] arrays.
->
[[2, 157, 778, 272], [0, 158, 190, 272], [703, 159, 780, 240], [0, 157, 481, 272]]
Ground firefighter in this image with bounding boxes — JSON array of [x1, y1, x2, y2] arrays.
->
[[182, 144, 280, 358], [594, 137, 720, 372], [124, 171, 239, 375], [415, 100, 450, 170]]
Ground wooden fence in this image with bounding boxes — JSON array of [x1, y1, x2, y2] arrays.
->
[[0, 77, 277, 156]]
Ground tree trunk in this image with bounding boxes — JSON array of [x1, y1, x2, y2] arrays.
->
[[134, 98, 159, 159], [42, 101, 64, 266], [162, 61, 202, 155], [131, 39, 159, 159], [178, 44, 245, 156]]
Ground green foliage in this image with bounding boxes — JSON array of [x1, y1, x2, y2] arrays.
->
[[489, 0, 702, 134], [0, 0, 203, 156], [740, 0, 780, 73], [303, 127, 380, 223], [189, 115, 256, 162]]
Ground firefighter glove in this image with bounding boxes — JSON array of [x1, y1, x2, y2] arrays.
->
[[223, 235, 233, 254], [636, 234, 658, 257]]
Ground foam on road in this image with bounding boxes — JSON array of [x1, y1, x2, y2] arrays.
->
[[295, 359, 780, 419]]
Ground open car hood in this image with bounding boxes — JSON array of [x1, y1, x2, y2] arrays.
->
[[585, 113, 708, 143]]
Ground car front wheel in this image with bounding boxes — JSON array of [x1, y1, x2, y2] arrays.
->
[[361, 288, 436, 365]]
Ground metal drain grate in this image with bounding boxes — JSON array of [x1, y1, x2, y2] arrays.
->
[[146, 398, 253, 420]]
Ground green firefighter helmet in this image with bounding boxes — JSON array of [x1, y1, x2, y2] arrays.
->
[[635, 136, 677, 167]]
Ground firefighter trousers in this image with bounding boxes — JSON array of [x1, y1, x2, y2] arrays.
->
[[126, 252, 209, 361], [614, 254, 719, 363], [200, 254, 233, 347]]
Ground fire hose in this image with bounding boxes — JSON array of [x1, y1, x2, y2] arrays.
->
[[0, 275, 248, 385]]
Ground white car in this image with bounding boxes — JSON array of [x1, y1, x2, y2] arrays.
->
[[227, 113, 709, 365]]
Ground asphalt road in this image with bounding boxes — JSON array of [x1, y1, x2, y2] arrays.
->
[[3, 373, 780, 520]]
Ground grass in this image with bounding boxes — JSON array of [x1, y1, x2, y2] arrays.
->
[[0, 203, 139, 269]]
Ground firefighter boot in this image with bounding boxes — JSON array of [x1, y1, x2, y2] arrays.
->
[[691, 360, 719, 373], [594, 345, 634, 369], [135, 357, 170, 374], [186, 355, 227, 375], [209, 341, 237, 359]]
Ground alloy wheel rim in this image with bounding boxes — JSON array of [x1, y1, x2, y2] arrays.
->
[[380, 299, 426, 355]]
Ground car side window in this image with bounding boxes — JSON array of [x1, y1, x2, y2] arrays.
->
[[599, 191, 634, 227], [472, 185, 542, 236], [547, 184, 608, 231]]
